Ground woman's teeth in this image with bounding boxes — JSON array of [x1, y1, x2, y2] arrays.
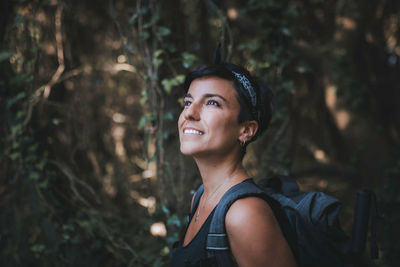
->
[[184, 129, 203, 135]]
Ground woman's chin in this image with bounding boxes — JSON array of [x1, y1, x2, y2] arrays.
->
[[180, 146, 196, 156], [180, 144, 206, 156]]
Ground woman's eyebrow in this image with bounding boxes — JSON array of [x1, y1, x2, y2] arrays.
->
[[204, 93, 227, 102], [184, 93, 228, 103]]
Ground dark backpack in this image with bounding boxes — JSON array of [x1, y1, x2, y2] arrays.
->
[[190, 176, 379, 267]]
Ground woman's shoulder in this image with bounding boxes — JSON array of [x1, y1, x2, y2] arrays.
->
[[225, 196, 276, 230], [224, 196, 297, 266]]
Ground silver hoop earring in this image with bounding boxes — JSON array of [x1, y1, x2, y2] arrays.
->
[[240, 141, 246, 147]]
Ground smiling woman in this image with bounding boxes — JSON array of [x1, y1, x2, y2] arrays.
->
[[178, 77, 242, 158], [170, 62, 297, 267]]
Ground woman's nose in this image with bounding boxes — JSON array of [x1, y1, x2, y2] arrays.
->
[[184, 102, 200, 121]]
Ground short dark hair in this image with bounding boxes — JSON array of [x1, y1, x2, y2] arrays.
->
[[183, 63, 273, 144]]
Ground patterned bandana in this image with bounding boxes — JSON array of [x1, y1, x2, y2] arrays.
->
[[232, 71, 259, 121]]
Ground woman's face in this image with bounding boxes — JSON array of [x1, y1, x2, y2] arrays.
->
[[178, 76, 242, 158]]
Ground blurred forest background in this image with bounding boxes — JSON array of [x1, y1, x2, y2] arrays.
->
[[1, 0, 399, 266]]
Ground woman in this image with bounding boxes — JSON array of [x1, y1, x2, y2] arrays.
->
[[171, 62, 297, 267]]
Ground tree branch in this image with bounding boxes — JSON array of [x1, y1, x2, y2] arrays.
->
[[43, 4, 65, 99]]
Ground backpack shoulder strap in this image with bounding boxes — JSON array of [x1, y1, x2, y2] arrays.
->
[[206, 179, 267, 265]]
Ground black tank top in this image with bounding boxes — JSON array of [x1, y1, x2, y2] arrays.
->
[[170, 209, 216, 267]]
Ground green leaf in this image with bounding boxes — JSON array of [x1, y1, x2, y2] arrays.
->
[[175, 74, 185, 83], [36, 160, 46, 171], [13, 13, 26, 28], [7, 92, 26, 107], [281, 27, 290, 36], [157, 26, 171, 36], [31, 244, 45, 253], [128, 14, 138, 24], [28, 143, 39, 153], [163, 112, 174, 121], [153, 50, 164, 67], [153, 57, 163, 68], [29, 172, 40, 180], [282, 81, 295, 94], [143, 14, 159, 28], [62, 233, 70, 240], [16, 111, 25, 119], [9, 152, 20, 160], [161, 205, 170, 215], [52, 118, 61, 125], [139, 31, 150, 40], [138, 116, 147, 130], [182, 52, 197, 69], [39, 179, 48, 188], [166, 232, 179, 245], [138, 114, 154, 130], [162, 132, 169, 139], [167, 215, 181, 227], [10, 124, 22, 133], [12, 141, 19, 149], [154, 49, 163, 58], [140, 89, 148, 106], [0, 51, 14, 63], [161, 246, 170, 256], [139, 7, 149, 15], [161, 79, 173, 94], [161, 74, 185, 94]]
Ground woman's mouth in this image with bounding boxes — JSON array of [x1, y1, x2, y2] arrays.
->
[[183, 128, 204, 135]]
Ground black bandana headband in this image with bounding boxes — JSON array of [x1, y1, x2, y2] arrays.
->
[[232, 71, 257, 107], [232, 71, 260, 122], [213, 43, 260, 121]]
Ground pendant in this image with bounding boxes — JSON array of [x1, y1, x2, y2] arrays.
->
[[195, 212, 199, 222]]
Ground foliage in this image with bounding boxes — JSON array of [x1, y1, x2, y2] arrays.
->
[[1, 0, 399, 266]]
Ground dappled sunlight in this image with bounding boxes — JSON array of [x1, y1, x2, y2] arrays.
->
[[325, 84, 337, 110], [142, 169, 155, 179], [325, 84, 352, 130], [314, 149, 329, 163], [336, 17, 356, 30], [366, 32, 375, 43], [335, 110, 351, 130], [298, 177, 330, 191], [305, 142, 331, 164], [112, 125, 127, 162], [150, 222, 167, 237], [131, 154, 157, 181], [318, 179, 329, 190], [41, 41, 56, 55], [4, 0, 398, 265], [112, 112, 127, 123], [117, 54, 127, 63], [103, 176, 117, 197], [386, 15, 399, 55], [112, 63, 136, 73], [227, 8, 238, 20], [335, 16, 357, 41], [130, 190, 156, 214], [297, 176, 351, 197]]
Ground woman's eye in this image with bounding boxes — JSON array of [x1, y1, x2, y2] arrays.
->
[[183, 100, 191, 107], [207, 100, 220, 107]]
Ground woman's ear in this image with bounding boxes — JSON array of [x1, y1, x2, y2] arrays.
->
[[239, 120, 258, 142]]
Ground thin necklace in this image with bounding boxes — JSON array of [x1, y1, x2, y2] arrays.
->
[[195, 176, 230, 222]]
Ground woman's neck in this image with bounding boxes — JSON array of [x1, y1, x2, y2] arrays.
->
[[194, 154, 249, 194]]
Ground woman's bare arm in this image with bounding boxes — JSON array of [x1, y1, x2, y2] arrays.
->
[[225, 197, 297, 267]]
